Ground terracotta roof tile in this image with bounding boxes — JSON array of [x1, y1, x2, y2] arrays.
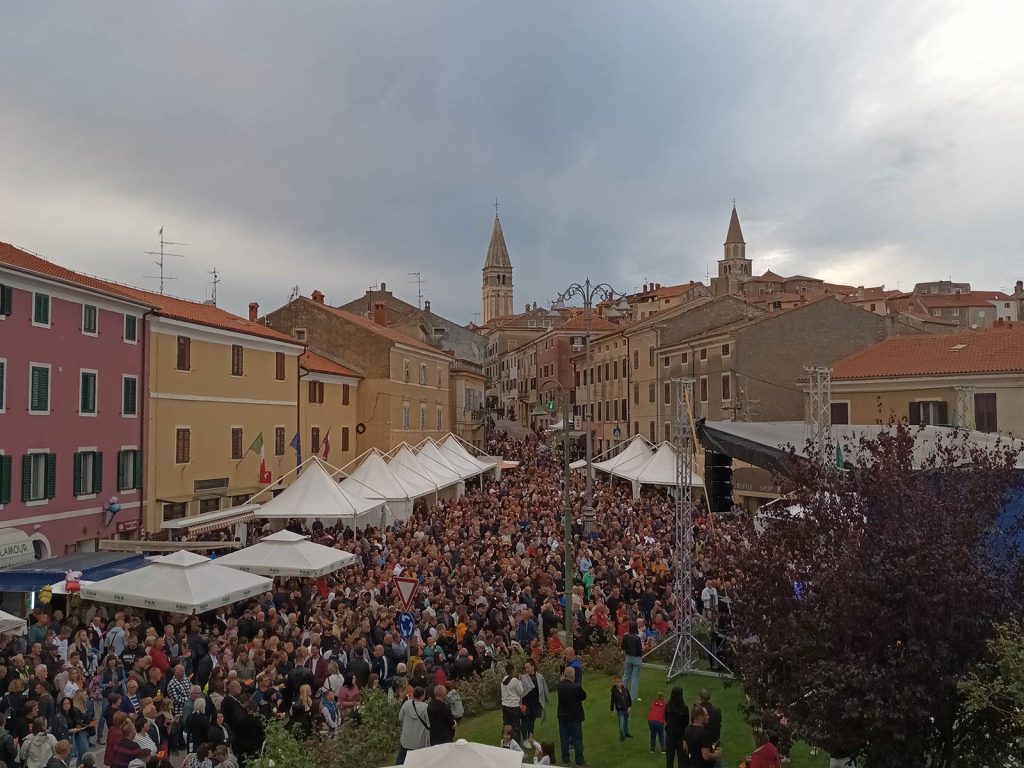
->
[[1, 242, 298, 344], [914, 291, 1011, 308], [308, 299, 451, 356], [300, 350, 363, 378], [833, 322, 1024, 379], [558, 314, 621, 332]]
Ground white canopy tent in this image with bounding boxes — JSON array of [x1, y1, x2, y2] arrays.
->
[[387, 445, 443, 498], [385, 740, 524, 768], [339, 451, 415, 522], [608, 441, 705, 499], [409, 441, 466, 496], [81, 550, 272, 613], [592, 435, 655, 475], [255, 458, 386, 529], [0, 609, 26, 635], [440, 434, 495, 477], [215, 530, 359, 578]]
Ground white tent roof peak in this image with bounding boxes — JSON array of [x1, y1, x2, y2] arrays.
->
[[215, 530, 358, 578], [153, 550, 213, 567], [261, 530, 308, 543], [256, 458, 384, 521], [593, 434, 655, 475]]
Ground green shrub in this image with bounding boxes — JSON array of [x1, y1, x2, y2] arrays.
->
[[315, 688, 402, 768], [581, 643, 624, 676], [247, 716, 316, 768]]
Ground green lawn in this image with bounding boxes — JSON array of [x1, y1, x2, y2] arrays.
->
[[455, 666, 827, 768]]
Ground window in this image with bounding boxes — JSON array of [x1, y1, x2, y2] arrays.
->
[[574, 371, 580, 388], [124, 314, 138, 343], [649, 348, 655, 367], [293, 328, 307, 342], [437, 368, 442, 388], [342, 383, 350, 405], [830, 402, 850, 425], [0, 453, 12, 505], [613, 400, 619, 420], [908, 400, 948, 426], [73, 451, 102, 496], [22, 453, 56, 502], [311, 427, 320, 454], [420, 404, 427, 431], [33, 293, 50, 326], [308, 380, 325, 403], [82, 304, 98, 335], [633, 382, 639, 405], [664, 422, 672, 441], [231, 345, 244, 376], [633, 421, 639, 438], [604, 363, 610, 381], [597, 402, 603, 421], [122, 375, 138, 416], [275, 427, 286, 456], [275, 352, 286, 381], [700, 348, 708, 361], [974, 393, 997, 433], [664, 382, 671, 406], [79, 370, 97, 415], [663, 356, 670, 367], [199, 497, 221, 515], [0, 358, 5, 413], [436, 405, 443, 430], [176, 336, 191, 371], [721, 344, 730, 357], [700, 376, 708, 402], [403, 360, 411, 383], [681, 352, 688, 364], [117, 449, 142, 491], [231, 428, 244, 459], [29, 364, 50, 413], [648, 382, 655, 403], [621, 398, 628, 422], [596, 366, 602, 384], [419, 364, 427, 385], [341, 427, 350, 452], [721, 373, 731, 401], [633, 350, 639, 369], [649, 421, 655, 442], [0, 283, 12, 316], [175, 428, 191, 464], [403, 402, 410, 430]]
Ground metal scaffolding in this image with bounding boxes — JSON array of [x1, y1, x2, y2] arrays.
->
[[805, 366, 833, 463]]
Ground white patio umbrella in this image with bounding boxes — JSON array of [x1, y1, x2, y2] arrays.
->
[[0, 609, 26, 635], [81, 550, 272, 613], [386, 740, 524, 768], [214, 530, 359, 578]]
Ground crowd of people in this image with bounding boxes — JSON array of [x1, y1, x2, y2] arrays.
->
[[0, 431, 766, 768]]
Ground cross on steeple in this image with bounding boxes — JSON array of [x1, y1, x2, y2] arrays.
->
[[494, 197, 500, 218]]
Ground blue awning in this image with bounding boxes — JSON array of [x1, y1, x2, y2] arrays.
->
[[0, 551, 148, 593]]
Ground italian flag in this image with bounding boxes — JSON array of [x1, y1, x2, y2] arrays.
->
[[248, 433, 272, 484]]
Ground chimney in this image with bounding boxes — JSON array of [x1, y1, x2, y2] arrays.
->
[[525, 303, 530, 312], [248, 302, 259, 322], [380, 282, 387, 292], [311, 290, 325, 304], [424, 300, 431, 313], [373, 302, 389, 326]]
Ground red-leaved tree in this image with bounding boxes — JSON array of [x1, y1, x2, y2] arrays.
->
[[719, 424, 1024, 767]]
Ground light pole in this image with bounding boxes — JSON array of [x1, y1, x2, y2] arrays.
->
[[552, 280, 630, 534], [539, 377, 574, 648]]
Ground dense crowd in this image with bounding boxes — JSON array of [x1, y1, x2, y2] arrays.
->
[[0, 432, 745, 768]]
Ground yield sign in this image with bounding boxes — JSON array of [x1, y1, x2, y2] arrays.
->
[[393, 575, 419, 610]]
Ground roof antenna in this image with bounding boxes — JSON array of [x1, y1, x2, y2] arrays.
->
[[143, 227, 187, 294], [408, 272, 426, 310], [288, 285, 300, 302], [207, 267, 221, 306]]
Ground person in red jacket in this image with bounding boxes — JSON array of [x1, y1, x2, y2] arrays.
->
[[147, 638, 170, 677], [747, 730, 782, 768], [647, 691, 666, 753]]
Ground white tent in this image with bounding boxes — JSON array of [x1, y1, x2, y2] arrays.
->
[[256, 458, 386, 529], [609, 441, 705, 498], [214, 530, 359, 578], [387, 740, 524, 768], [388, 445, 442, 497], [411, 440, 466, 495], [439, 434, 494, 477], [81, 550, 272, 613], [0, 609, 26, 635], [434, 438, 487, 479], [592, 435, 654, 475], [339, 451, 414, 522]]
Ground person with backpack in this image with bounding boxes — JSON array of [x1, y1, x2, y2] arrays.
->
[[396, 686, 431, 764], [18, 717, 57, 768]]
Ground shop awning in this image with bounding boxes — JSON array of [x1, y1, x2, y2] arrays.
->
[[0, 552, 148, 593], [161, 504, 260, 536]]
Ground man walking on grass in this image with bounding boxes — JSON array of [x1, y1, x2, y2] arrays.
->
[[556, 667, 587, 766]]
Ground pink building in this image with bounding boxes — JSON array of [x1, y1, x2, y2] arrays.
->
[[0, 244, 151, 567]]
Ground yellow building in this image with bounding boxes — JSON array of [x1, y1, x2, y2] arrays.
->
[[299, 351, 362, 469], [123, 290, 305, 533]]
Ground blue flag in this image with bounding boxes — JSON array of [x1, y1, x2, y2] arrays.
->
[[289, 432, 302, 467]]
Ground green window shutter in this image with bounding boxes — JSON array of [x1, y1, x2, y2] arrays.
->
[[73, 452, 83, 496], [133, 451, 143, 490], [117, 450, 126, 493], [0, 284, 12, 315], [21, 454, 32, 501], [93, 452, 103, 494], [34, 293, 49, 324], [45, 454, 57, 499], [81, 372, 96, 413], [0, 455, 11, 505], [0, 360, 5, 411], [31, 367, 50, 412], [123, 378, 137, 415]]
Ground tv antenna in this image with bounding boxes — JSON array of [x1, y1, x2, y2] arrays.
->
[[208, 267, 221, 305], [408, 272, 426, 309], [143, 227, 187, 294], [288, 285, 300, 302]]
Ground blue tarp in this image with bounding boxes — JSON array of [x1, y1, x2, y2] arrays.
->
[[0, 551, 147, 592]]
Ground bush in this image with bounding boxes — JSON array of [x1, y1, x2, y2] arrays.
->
[[315, 687, 402, 768], [247, 716, 316, 768], [581, 643, 624, 676]]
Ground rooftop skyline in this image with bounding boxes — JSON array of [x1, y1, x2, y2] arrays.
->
[[2, 1, 1022, 324]]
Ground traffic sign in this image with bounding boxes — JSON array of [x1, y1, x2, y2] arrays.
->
[[393, 575, 419, 610], [398, 611, 416, 640], [613, 426, 621, 437]]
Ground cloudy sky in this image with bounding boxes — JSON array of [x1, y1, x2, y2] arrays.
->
[[2, 1, 1022, 323]]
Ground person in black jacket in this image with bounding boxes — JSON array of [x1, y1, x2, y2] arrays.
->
[[609, 676, 633, 741], [556, 667, 587, 766], [231, 701, 266, 767], [426, 685, 455, 746], [664, 686, 687, 768]]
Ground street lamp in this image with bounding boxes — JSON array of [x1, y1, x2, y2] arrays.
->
[[552, 279, 630, 534], [540, 376, 575, 650]]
